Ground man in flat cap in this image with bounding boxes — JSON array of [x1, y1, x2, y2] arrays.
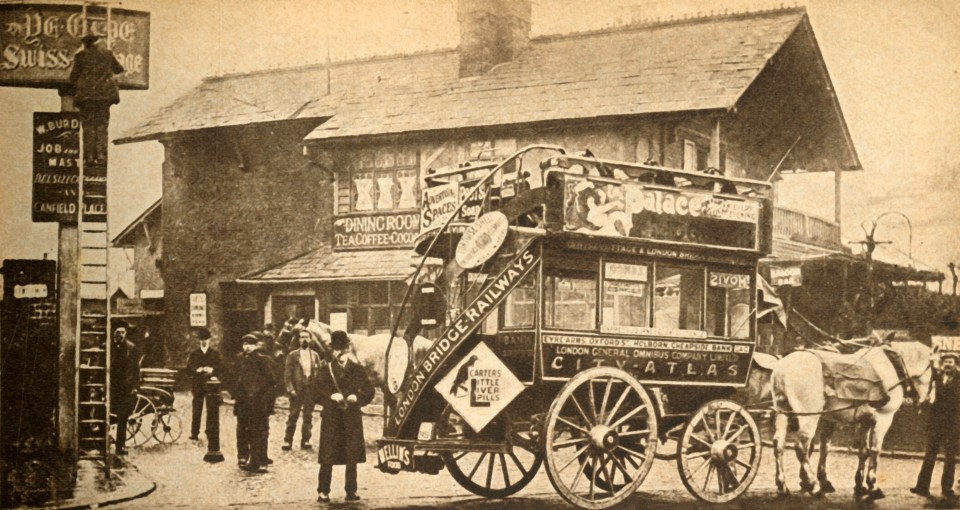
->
[[232, 333, 277, 473], [913, 351, 960, 500], [67, 33, 124, 166], [185, 327, 222, 441]]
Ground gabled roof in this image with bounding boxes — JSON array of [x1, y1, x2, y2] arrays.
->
[[112, 198, 162, 247], [117, 8, 819, 146], [237, 247, 413, 284]]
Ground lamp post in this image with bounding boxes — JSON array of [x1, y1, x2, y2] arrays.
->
[[202, 377, 224, 463], [874, 211, 913, 266]]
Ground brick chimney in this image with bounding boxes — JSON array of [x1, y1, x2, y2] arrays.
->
[[457, 0, 531, 78]]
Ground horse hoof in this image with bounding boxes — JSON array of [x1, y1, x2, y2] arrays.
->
[[868, 488, 885, 500], [820, 481, 836, 494], [777, 490, 791, 499], [854, 486, 868, 497], [799, 481, 816, 494]]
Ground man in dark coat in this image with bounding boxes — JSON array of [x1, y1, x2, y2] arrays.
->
[[109, 320, 140, 455], [233, 333, 278, 473], [185, 327, 223, 440], [913, 352, 960, 499], [283, 329, 323, 451], [316, 331, 374, 503], [67, 34, 124, 165]]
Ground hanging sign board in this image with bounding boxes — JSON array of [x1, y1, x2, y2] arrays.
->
[[932, 336, 960, 353], [0, 4, 150, 89], [333, 212, 418, 250], [455, 211, 508, 269], [32, 112, 81, 223], [769, 266, 803, 287], [436, 341, 525, 432], [189, 292, 207, 327]]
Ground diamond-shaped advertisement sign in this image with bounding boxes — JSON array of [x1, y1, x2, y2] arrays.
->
[[435, 342, 525, 433]]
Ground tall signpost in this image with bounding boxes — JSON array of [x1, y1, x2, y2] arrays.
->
[[1, 1, 149, 493]]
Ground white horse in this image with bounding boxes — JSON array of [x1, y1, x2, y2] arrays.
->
[[766, 341, 933, 499], [303, 320, 431, 383]]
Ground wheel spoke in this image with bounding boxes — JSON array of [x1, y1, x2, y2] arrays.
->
[[714, 409, 722, 442], [556, 416, 591, 436], [599, 454, 617, 494], [605, 385, 631, 426], [617, 429, 649, 438], [558, 443, 592, 473], [685, 450, 710, 460], [599, 377, 613, 424], [609, 452, 633, 484], [588, 379, 599, 424], [689, 433, 713, 449], [702, 463, 715, 493], [589, 454, 597, 500], [553, 436, 589, 449], [570, 395, 594, 428], [570, 451, 589, 492], [609, 404, 646, 429], [688, 456, 711, 479], [734, 458, 753, 472], [485, 452, 495, 489], [727, 424, 748, 442], [722, 409, 738, 439], [499, 453, 511, 488], [699, 413, 716, 442], [614, 444, 646, 465], [467, 452, 487, 480], [508, 450, 528, 476], [453, 451, 468, 461]]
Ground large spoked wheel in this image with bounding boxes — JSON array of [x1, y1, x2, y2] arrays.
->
[[676, 399, 761, 503], [111, 394, 157, 448], [544, 367, 658, 509], [438, 406, 543, 498], [152, 408, 183, 444]]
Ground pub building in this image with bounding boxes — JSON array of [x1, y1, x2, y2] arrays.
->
[[116, 3, 862, 365]]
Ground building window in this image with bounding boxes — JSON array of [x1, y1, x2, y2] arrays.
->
[[653, 265, 703, 331], [503, 273, 537, 329], [329, 281, 407, 335], [337, 147, 419, 214], [682, 139, 709, 172]]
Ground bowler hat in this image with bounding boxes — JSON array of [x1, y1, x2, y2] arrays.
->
[[941, 352, 959, 362], [113, 320, 130, 331], [81, 34, 100, 45], [241, 333, 259, 345], [331, 331, 350, 351], [196, 327, 211, 340]]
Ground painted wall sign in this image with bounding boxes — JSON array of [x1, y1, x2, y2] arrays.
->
[[0, 4, 150, 89], [559, 237, 752, 267], [419, 180, 489, 235], [932, 336, 960, 353], [455, 211, 508, 269], [541, 333, 752, 384], [709, 272, 751, 289], [769, 266, 803, 287], [436, 341, 525, 432], [605, 262, 647, 282], [189, 292, 207, 327], [563, 176, 760, 250], [333, 212, 418, 250], [13, 283, 48, 299], [391, 242, 540, 433], [31, 112, 88, 223]]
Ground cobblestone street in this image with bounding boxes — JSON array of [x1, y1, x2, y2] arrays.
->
[[111, 392, 960, 510]]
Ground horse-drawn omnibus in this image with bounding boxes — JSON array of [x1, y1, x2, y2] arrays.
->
[[377, 145, 774, 508]]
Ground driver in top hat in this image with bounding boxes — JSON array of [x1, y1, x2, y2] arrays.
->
[[912, 351, 960, 500]]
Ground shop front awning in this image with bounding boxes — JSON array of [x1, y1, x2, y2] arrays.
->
[[236, 247, 415, 284]]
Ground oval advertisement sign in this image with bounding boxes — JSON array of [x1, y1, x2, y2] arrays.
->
[[455, 211, 508, 269]]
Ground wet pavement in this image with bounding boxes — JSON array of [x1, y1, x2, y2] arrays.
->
[[115, 392, 960, 509]]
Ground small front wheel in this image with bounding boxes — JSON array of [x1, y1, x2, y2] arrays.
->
[[676, 399, 761, 503]]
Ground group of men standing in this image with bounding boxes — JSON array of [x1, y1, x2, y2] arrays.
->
[[185, 324, 374, 503]]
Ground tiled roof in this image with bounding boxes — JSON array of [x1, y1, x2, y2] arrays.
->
[[238, 248, 414, 283], [117, 9, 807, 144]]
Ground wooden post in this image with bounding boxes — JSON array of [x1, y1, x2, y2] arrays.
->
[[58, 94, 78, 459], [834, 160, 842, 225]]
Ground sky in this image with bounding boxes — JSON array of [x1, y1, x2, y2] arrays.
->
[[1, 0, 959, 278]]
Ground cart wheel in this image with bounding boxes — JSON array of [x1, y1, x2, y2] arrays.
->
[[110, 394, 157, 448], [152, 409, 183, 444], [676, 399, 761, 503], [544, 367, 657, 509], [438, 406, 543, 498]]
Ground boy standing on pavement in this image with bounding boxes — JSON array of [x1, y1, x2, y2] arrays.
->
[[316, 331, 374, 503], [185, 327, 222, 441], [283, 330, 323, 451], [233, 333, 277, 473]]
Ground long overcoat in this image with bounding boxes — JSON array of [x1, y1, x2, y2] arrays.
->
[[232, 350, 277, 418], [110, 339, 140, 415], [316, 359, 374, 465]]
